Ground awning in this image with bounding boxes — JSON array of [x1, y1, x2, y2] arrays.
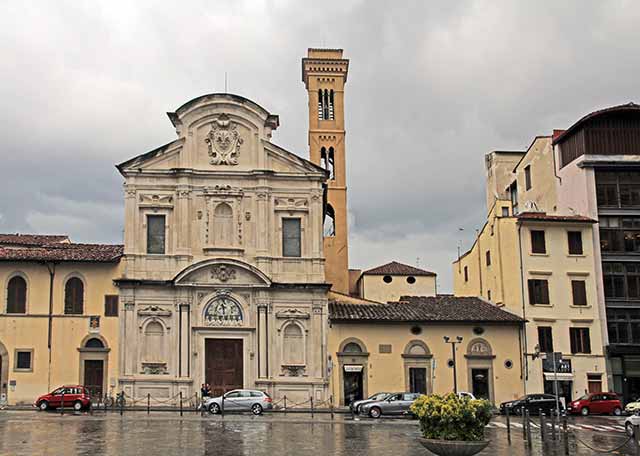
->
[[544, 372, 574, 381], [344, 364, 363, 372]]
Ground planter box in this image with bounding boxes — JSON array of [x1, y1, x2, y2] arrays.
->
[[418, 438, 489, 456]]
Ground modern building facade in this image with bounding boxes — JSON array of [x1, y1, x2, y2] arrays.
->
[[0, 234, 122, 405]]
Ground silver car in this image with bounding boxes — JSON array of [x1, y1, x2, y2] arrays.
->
[[360, 392, 421, 418], [350, 392, 392, 413], [205, 389, 273, 415]]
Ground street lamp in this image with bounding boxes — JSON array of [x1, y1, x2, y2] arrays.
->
[[444, 336, 463, 394]]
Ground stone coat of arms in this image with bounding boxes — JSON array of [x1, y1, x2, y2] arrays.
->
[[205, 114, 243, 165]]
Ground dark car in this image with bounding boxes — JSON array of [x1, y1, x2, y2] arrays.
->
[[350, 392, 392, 413], [500, 394, 563, 416], [567, 392, 622, 416], [34, 385, 91, 411]]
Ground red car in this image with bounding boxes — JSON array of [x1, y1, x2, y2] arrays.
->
[[34, 385, 91, 411], [567, 392, 622, 416]]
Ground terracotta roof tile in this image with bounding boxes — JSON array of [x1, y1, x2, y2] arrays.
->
[[329, 295, 523, 323], [0, 235, 123, 263], [0, 234, 69, 246], [363, 261, 436, 277]]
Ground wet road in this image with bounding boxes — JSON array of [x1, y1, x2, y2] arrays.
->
[[0, 410, 637, 455]]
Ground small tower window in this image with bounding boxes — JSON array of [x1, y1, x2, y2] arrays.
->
[[323, 89, 330, 120], [318, 88, 334, 121], [317, 89, 323, 120], [329, 89, 335, 120], [324, 204, 336, 237], [321, 147, 335, 180]]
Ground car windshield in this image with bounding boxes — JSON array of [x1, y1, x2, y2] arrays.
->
[[368, 393, 390, 401]]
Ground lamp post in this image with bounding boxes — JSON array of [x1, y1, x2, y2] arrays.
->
[[444, 336, 463, 394]]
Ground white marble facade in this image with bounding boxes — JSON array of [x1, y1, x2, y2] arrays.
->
[[116, 94, 329, 403]]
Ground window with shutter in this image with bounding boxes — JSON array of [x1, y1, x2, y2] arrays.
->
[[571, 280, 587, 306], [7, 275, 27, 314], [531, 230, 546, 254], [104, 295, 119, 317], [568, 231, 583, 255], [64, 277, 84, 315], [570, 328, 591, 354], [282, 218, 301, 257], [538, 326, 554, 352], [528, 279, 550, 304]]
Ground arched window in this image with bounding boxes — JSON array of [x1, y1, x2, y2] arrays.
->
[[343, 342, 363, 353], [329, 90, 335, 119], [317, 89, 323, 120], [144, 321, 165, 362], [7, 276, 26, 314], [64, 277, 84, 315], [283, 324, 304, 365], [324, 204, 336, 237], [85, 338, 105, 349], [323, 89, 330, 120], [213, 202, 233, 246], [320, 147, 335, 180]]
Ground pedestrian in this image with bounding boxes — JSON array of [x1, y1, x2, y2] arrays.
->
[[205, 384, 212, 397], [201, 384, 208, 398]]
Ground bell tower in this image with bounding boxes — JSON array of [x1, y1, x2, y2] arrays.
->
[[302, 48, 350, 293]]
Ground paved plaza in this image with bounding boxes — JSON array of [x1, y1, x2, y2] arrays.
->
[[0, 410, 638, 455]]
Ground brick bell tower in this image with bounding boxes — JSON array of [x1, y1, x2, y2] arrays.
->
[[302, 48, 350, 293]]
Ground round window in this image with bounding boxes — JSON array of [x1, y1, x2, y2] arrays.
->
[[410, 326, 422, 335], [504, 359, 513, 369], [406, 276, 416, 284], [473, 326, 485, 336], [447, 359, 455, 368], [383, 275, 393, 283]]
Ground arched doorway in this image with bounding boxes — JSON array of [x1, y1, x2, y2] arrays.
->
[[337, 338, 369, 406], [403, 340, 432, 394], [465, 338, 495, 403], [78, 335, 110, 399], [0, 340, 8, 404]]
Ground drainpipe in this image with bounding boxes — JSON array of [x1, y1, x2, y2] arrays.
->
[[45, 262, 57, 392], [517, 223, 529, 394]]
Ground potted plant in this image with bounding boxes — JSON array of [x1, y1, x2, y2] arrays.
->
[[410, 393, 492, 456]]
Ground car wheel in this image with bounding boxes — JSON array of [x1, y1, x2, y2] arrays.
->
[[73, 401, 83, 411], [581, 407, 590, 416], [627, 422, 635, 436], [613, 407, 622, 416], [39, 401, 48, 411], [208, 403, 220, 415], [251, 404, 263, 415], [369, 407, 382, 419]]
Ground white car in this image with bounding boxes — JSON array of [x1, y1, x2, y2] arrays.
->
[[626, 401, 640, 415], [624, 413, 640, 436]]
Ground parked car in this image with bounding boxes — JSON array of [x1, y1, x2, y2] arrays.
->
[[499, 394, 562, 416], [625, 400, 640, 415], [567, 392, 622, 416], [458, 392, 476, 400], [205, 389, 272, 415], [359, 392, 421, 418], [350, 392, 391, 413], [625, 412, 640, 436], [34, 385, 91, 411]]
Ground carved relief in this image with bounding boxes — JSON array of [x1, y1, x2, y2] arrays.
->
[[210, 265, 236, 282], [141, 362, 168, 375], [205, 114, 243, 165], [275, 198, 309, 211], [276, 309, 311, 320], [281, 365, 306, 377], [203, 296, 243, 326], [139, 194, 174, 207], [138, 305, 172, 317]]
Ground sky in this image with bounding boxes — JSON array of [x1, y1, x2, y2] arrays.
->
[[1, 0, 639, 291]]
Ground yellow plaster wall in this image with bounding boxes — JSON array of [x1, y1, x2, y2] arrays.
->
[[360, 274, 436, 303], [329, 322, 524, 406], [0, 261, 122, 404]]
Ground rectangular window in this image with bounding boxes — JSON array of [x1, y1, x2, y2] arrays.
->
[[603, 262, 640, 299], [282, 218, 301, 257], [528, 279, 550, 304], [525, 165, 532, 190], [538, 326, 554, 353], [571, 280, 587, 306], [487, 290, 491, 301], [485, 250, 491, 266], [570, 328, 591, 354], [568, 231, 583, 255], [501, 207, 510, 217], [464, 266, 469, 282], [147, 215, 166, 254], [531, 230, 546, 254], [15, 350, 32, 371], [104, 295, 119, 317]]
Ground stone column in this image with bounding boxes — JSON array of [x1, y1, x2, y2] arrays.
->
[[179, 303, 191, 378], [257, 304, 268, 378], [123, 301, 136, 375], [176, 187, 191, 255]]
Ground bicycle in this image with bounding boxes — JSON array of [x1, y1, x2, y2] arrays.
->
[[104, 390, 126, 408]]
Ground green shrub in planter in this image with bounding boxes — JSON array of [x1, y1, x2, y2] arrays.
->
[[410, 393, 492, 442]]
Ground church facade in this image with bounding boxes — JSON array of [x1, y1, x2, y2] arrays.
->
[[115, 93, 330, 403]]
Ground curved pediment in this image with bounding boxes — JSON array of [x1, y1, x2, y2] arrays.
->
[[173, 258, 271, 288]]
